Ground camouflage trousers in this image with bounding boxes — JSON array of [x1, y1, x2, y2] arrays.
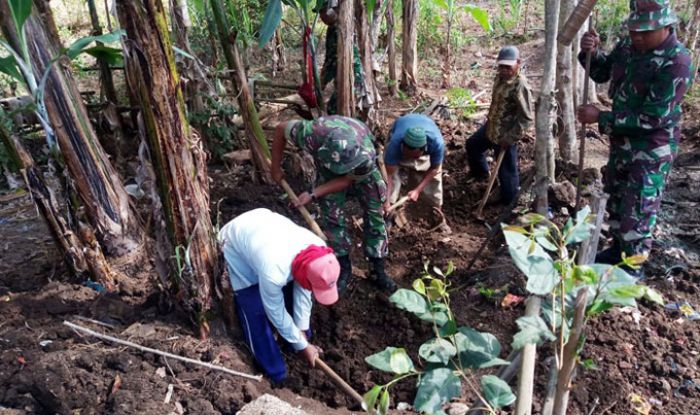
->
[[604, 136, 677, 257], [318, 168, 388, 258], [388, 155, 443, 208]]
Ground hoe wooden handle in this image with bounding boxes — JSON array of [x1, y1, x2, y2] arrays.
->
[[315, 357, 365, 406], [475, 150, 506, 218]]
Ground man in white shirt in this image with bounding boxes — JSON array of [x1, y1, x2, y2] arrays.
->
[[218, 208, 340, 383]]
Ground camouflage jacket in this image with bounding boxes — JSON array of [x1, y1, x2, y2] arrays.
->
[[285, 116, 377, 179], [580, 31, 692, 148], [486, 71, 534, 145]]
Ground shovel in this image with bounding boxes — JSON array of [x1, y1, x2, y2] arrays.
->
[[475, 151, 505, 220], [314, 357, 365, 407]]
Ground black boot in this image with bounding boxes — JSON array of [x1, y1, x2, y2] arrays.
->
[[369, 257, 397, 294], [595, 241, 621, 265], [337, 255, 353, 295]]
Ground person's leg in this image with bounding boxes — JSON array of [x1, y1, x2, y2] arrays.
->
[[617, 150, 675, 261], [356, 169, 396, 292], [234, 285, 287, 382], [497, 143, 520, 204], [318, 185, 351, 257], [466, 123, 491, 178], [599, 141, 627, 264]]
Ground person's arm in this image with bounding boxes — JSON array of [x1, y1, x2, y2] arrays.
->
[[293, 175, 355, 207], [259, 274, 308, 351], [271, 122, 289, 183], [598, 59, 692, 136], [292, 282, 313, 332], [408, 165, 440, 201]]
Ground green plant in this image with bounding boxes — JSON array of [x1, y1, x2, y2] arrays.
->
[[363, 262, 515, 415], [493, 0, 522, 35], [446, 87, 477, 118], [595, 0, 629, 44], [502, 207, 663, 413], [189, 95, 238, 160]]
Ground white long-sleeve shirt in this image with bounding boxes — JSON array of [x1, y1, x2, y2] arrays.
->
[[218, 208, 325, 351]]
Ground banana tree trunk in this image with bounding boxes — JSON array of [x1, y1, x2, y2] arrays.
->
[[0, 2, 143, 260], [0, 120, 88, 278], [116, 0, 219, 338], [209, 0, 271, 178], [401, 0, 418, 95], [337, 0, 355, 116]]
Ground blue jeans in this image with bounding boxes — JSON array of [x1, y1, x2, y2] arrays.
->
[[466, 123, 519, 204], [234, 283, 312, 382]]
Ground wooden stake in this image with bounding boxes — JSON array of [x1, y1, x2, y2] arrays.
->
[[475, 151, 506, 219], [315, 358, 364, 406], [63, 321, 262, 381], [575, 17, 594, 211], [386, 196, 410, 214], [514, 296, 541, 415]]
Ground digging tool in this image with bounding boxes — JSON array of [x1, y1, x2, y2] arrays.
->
[[575, 17, 594, 211], [263, 158, 326, 240], [314, 357, 365, 407], [475, 151, 506, 220], [386, 195, 410, 214]]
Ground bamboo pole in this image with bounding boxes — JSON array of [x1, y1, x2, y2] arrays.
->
[[64, 321, 262, 381], [514, 296, 542, 415]]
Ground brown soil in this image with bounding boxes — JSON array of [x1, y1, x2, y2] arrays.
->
[[2, 5, 700, 414]]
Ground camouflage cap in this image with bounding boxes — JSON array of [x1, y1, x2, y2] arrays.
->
[[317, 134, 367, 176], [627, 0, 678, 31]]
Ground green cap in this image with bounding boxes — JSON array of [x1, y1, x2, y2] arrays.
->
[[403, 127, 427, 149], [627, 0, 678, 31]]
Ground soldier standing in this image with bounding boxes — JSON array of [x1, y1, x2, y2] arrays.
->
[[577, 0, 692, 276], [465, 46, 534, 205], [271, 116, 397, 295]]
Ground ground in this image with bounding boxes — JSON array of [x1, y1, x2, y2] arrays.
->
[[2, 4, 700, 415]]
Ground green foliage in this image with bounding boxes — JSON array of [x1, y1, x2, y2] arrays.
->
[[258, 0, 283, 47], [189, 95, 238, 160], [492, 0, 522, 35], [363, 263, 514, 415], [502, 207, 664, 375], [446, 87, 478, 118], [595, 0, 629, 43]]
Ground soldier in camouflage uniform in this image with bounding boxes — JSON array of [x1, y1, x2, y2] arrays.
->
[[317, 0, 368, 114], [577, 0, 692, 275], [466, 46, 534, 205], [271, 116, 397, 294]]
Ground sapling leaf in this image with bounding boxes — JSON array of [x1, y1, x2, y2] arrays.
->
[[608, 284, 646, 299], [503, 229, 558, 295], [573, 265, 598, 285], [362, 385, 382, 412], [412, 279, 426, 295], [519, 212, 547, 225], [445, 261, 455, 276], [365, 347, 414, 374], [439, 319, 458, 336], [580, 358, 598, 370], [390, 289, 428, 315], [426, 279, 446, 300], [64, 30, 125, 60], [587, 299, 613, 316], [83, 46, 124, 65], [501, 224, 528, 234], [536, 235, 558, 252], [413, 368, 461, 414], [419, 338, 457, 364], [379, 389, 390, 414], [564, 206, 595, 245], [418, 310, 449, 326], [622, 253, 648, 268], [481, 375, 516, 409], [643, 287, 664, 305], [455, 328, 503, 368], [511, 315, 556, 349], [432, 266, 445, 278]]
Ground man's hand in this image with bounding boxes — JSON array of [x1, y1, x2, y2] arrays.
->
[[580, 29, 600, 53], [271, 165, 284, 184], [407, 188, 421, 202], [298, 344, 323, 368], [382, 199, 392, 214], [577, 104, 600, 124], [499, 141, 510, 150], [293, 191, 313, 207]]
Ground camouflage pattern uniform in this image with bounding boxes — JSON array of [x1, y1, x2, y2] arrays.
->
[[322, 26, 367, 114], [580, 0, 692, 257], [285, 116, 388, 258], [466, 71, 533, 203]]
